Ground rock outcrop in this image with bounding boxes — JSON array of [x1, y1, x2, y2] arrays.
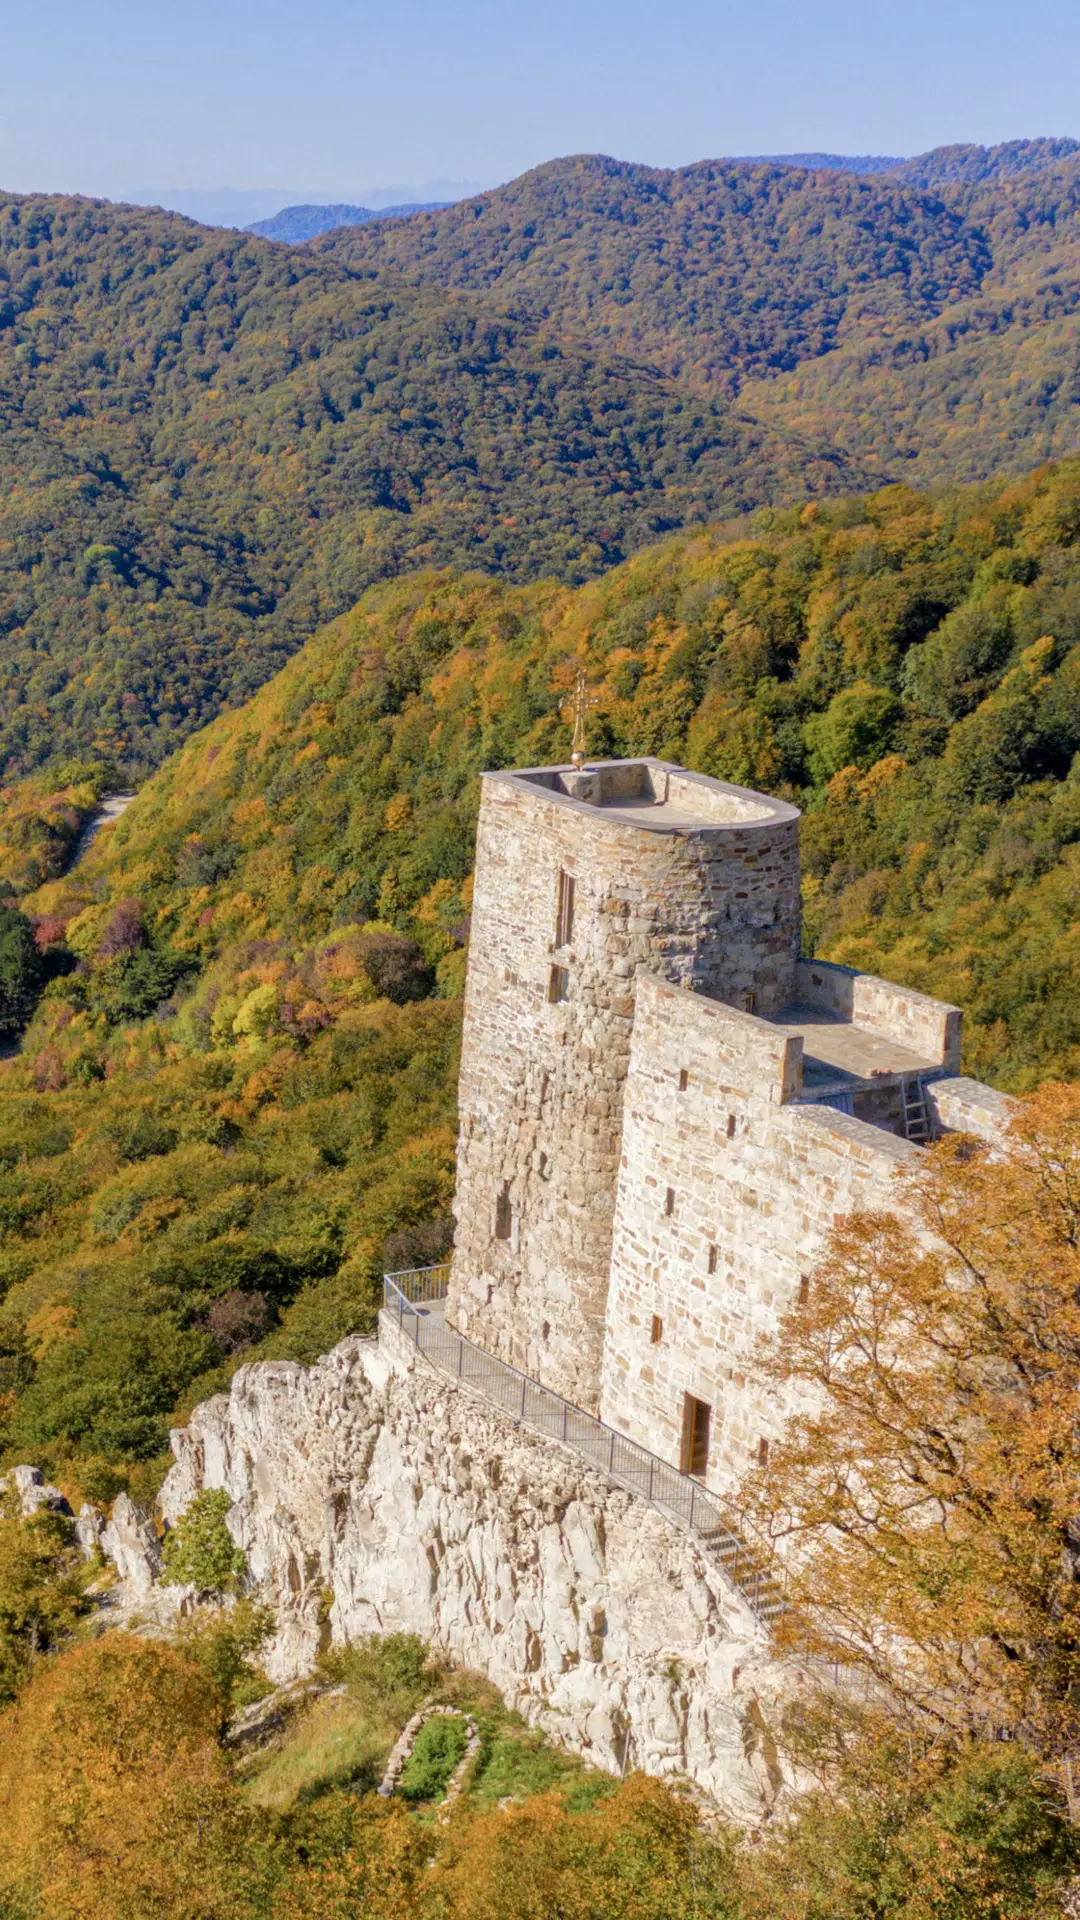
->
[[101, 1493, 165, 1596], [161, 1334, 797, 1817], [2, 1464, 71, 1518]]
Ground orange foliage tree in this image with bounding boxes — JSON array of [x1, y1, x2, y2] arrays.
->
[[279, 1774, 736, 1920], [744, 1084, 1080, 1766], [0, 1632, 275, 1920]]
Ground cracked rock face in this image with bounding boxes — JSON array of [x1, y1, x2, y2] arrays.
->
[[161, 1335, 795, 1817]]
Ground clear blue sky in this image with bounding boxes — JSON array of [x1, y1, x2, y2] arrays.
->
[[1, 0, 1078, 206]]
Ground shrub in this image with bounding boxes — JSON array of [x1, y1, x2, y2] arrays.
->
[[0, 905, 43, 1033], [162, 1490, 246, 1595], [175, 1599, 274, 1714]]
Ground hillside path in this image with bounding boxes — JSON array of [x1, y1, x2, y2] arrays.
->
[[69, 792, 136, 867]]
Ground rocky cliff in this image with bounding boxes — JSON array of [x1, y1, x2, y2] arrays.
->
[[160, 1332, 795, 1817]]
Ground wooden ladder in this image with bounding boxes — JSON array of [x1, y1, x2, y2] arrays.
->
[[902, 1077, 933, 1144]]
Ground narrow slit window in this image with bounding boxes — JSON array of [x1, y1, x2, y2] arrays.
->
[[726, 1113, 737, 1140], [664, 1186, 676, 1217], [708, 1243, 719, 1276], [555, 868, 576, 949], [650, 1315, 663, 1345], [494, 1184, 513, 1241], [742, 991, 756, 1015], [678, 1068, 689, 1092], [757, 1437, 770, 1467], [548, 965, 570, 1005], [797, 1274, 811, 1306]]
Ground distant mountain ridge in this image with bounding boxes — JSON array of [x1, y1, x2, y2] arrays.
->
[[741, 137, 1080, 182], [246, 201, 450, 244], [742, 152, 904, 172]]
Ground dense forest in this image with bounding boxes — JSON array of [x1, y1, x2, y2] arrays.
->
[[321, 138, 1080, 479], [0, 192, 840, 775], [3, 140, 1080, 778], [0, 461, 1077, 1490]]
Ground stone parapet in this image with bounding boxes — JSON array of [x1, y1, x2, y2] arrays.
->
[[794, 959, 962, 1071], [928, 1075, 1016, 1145]]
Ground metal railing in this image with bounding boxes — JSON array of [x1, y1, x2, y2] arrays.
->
[[382, 1265, 786, 1631], [383, 1263, 453, 1306]]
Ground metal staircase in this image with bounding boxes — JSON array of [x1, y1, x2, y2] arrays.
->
[[696, 1525, 788, 1626]]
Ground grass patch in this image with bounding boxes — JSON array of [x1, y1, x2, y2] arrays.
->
[[399, 1714, 469, 1802], [244, 1633, 437, 1811], [240, 1632, 611, 1820], [245, 1693, 387, 1811], [469, 1719, 613, 1812]]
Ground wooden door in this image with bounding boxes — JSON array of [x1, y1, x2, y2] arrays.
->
[[680, 1394, 711, 1480]]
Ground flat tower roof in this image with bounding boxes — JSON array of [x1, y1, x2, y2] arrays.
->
[[485, 757, 800, 835]]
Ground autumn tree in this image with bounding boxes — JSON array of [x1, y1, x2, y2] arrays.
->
[[744, 1082, 1080, 1768], [279, 1774, 737, 1920], [736, 1736, 1076, 1920], [0, 1633, 276, 1920], [0, 1498, 93, 1701]]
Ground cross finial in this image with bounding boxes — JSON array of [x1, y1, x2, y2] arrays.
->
[[569, 668, 598, 769]]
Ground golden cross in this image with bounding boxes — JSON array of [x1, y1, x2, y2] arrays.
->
[[569, 668, 599, 769]]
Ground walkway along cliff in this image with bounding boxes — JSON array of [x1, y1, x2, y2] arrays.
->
[[160, 757, 1013, 1814]]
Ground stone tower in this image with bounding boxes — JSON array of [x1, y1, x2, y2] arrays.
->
[[446, 758, 801, 1410]]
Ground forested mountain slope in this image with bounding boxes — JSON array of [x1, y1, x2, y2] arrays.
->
[[323, 142, 1080, 481], [0, 463, 1079, 1479], [5, 149, 1080, 778], [318, 154, 998, 387], [0, 194, 841, 776]]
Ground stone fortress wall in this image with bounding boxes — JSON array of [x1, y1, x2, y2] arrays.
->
[[447, 759, 801, 1411], [448, 755, 1011, 1491], [598, 969, 930, 1488]]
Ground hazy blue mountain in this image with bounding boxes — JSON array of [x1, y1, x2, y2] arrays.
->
[[740, 152, 904, 172], [247, 201, 449, 243]]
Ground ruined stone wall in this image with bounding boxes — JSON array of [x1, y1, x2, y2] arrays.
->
[[598, 973, 928, 1491], [447, 762, 801, 1411], [160, 1334, 795, 1819]]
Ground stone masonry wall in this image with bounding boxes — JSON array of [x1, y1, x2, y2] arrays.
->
[[160, 1333, 796, 1819], [598, 973, 931, 1492], [929, 1076, 1016, 1145], [447, 762, 801, 1411]]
